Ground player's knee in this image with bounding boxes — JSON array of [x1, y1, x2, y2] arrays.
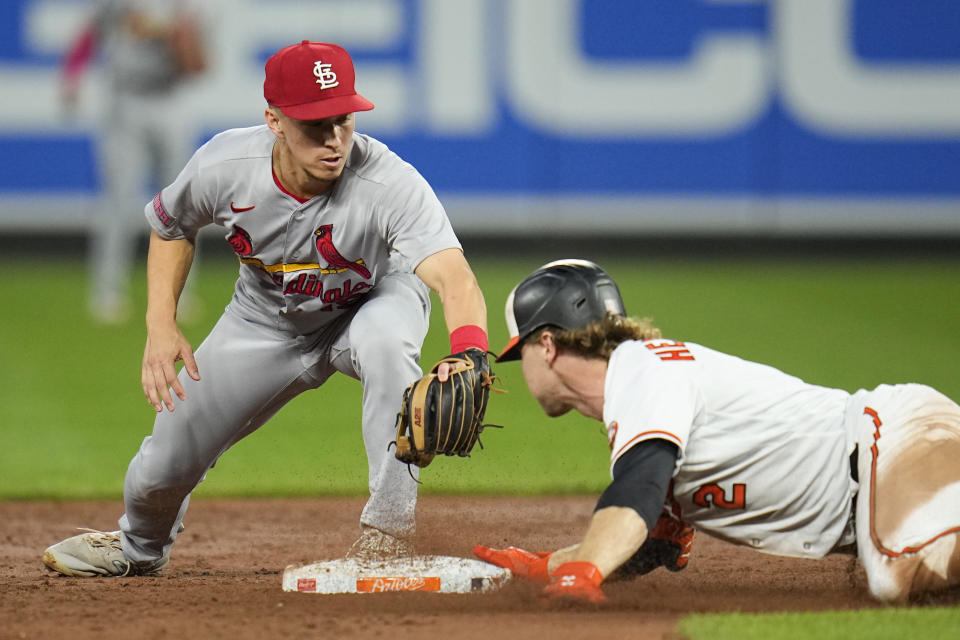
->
[[863, 551, 922, 604], [127, 466, 194, 500], [352, 324, 421, 375]]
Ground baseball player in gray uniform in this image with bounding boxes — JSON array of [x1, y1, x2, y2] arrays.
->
[[62, 0, 206, 323], [475, 260, 960, 604], [43, 40, 489, 576]]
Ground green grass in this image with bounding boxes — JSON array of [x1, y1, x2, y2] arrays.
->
[[678, 607, 960, 640], [2, 253, 959, 499]]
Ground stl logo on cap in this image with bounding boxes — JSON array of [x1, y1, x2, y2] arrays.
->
[[313, 60, 339, 90], [263, 41, 374, 120]]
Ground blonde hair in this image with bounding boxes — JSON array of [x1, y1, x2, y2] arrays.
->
[[526, 313, 661, 360]]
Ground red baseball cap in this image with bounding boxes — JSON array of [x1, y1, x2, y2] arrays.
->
[[263, 40, 374, 120]]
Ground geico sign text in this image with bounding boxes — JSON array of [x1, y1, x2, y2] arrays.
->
[[9, 0, 960, 138]]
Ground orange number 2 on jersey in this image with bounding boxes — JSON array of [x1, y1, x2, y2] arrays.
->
[[693, 483, 747, 509]]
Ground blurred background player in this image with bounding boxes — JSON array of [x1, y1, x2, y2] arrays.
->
[[62, 0, 207, 323], [42, 40, 490, 577], [475, 259, 960, 604]]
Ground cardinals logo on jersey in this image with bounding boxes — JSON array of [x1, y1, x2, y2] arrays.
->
[[230, 223, 373, 311], [314, 224, 371, 279], [227, 225, 254, 257]]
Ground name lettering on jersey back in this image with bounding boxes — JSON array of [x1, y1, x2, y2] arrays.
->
[[645, 340, 695, 361], [693, 483, 747, 510]]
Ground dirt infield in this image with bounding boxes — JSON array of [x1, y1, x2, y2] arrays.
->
[[1, 496, 889, 639]]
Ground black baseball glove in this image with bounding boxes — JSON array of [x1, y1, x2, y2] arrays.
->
[[393, 349, 496, 468]]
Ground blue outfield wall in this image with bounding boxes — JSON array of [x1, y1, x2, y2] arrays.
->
[[1, 0, 958, 235]]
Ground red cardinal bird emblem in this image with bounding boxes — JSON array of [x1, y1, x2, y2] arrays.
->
[[314, 224, 371, 279]]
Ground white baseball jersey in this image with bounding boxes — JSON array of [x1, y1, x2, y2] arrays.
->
[[145, 125, 460, 335], [604, 339, 858, 559]]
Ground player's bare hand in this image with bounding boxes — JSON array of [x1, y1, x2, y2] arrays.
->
[[141, 324, 200, 412], [437, 361, 452, 382]]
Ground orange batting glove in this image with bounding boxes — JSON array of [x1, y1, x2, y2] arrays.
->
[[473, 545, 552, 581], [542, 561, 607, 604]]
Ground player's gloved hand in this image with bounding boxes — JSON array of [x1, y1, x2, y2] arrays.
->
[[473, 545, 552, 581], [455, 348, 491, 375], [608, 511, 694, 579], [439, 348, 491, 382], [542, 562, 607, 604], [394, 347, 497, 468]]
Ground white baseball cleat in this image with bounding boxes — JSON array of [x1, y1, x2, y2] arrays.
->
[[42, 529, 167, 577], [345, 526, 415, 561]]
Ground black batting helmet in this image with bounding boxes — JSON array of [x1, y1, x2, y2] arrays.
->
[[496, 259, 626, 362]]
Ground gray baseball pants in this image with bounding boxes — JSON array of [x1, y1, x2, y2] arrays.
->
[[118, 272, 429, 565]]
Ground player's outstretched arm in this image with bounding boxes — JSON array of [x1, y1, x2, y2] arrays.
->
[[535, 506, 648, 603], [142, 231, 200, 413], [552, 506, 649, 577], [474, 509, 647, 603], [415, 248, 488, 383], [414, 248, 487, 337], [391, 248, 494, 467]]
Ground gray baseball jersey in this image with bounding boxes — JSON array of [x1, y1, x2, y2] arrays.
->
[[146, 125, 459, 335]]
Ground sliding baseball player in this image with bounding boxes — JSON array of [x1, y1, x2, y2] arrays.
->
[[476, 259, 960, 604]]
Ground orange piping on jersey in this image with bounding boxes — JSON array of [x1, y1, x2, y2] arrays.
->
[[239, 256, 367, 275], [612, 430, 682, 462], [864, 406, 960, 558]]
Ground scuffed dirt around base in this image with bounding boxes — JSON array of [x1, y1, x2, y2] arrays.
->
[[0, 496, 902, 639]]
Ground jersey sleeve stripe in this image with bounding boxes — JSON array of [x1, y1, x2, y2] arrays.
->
[[612, 430, 683, 462]]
